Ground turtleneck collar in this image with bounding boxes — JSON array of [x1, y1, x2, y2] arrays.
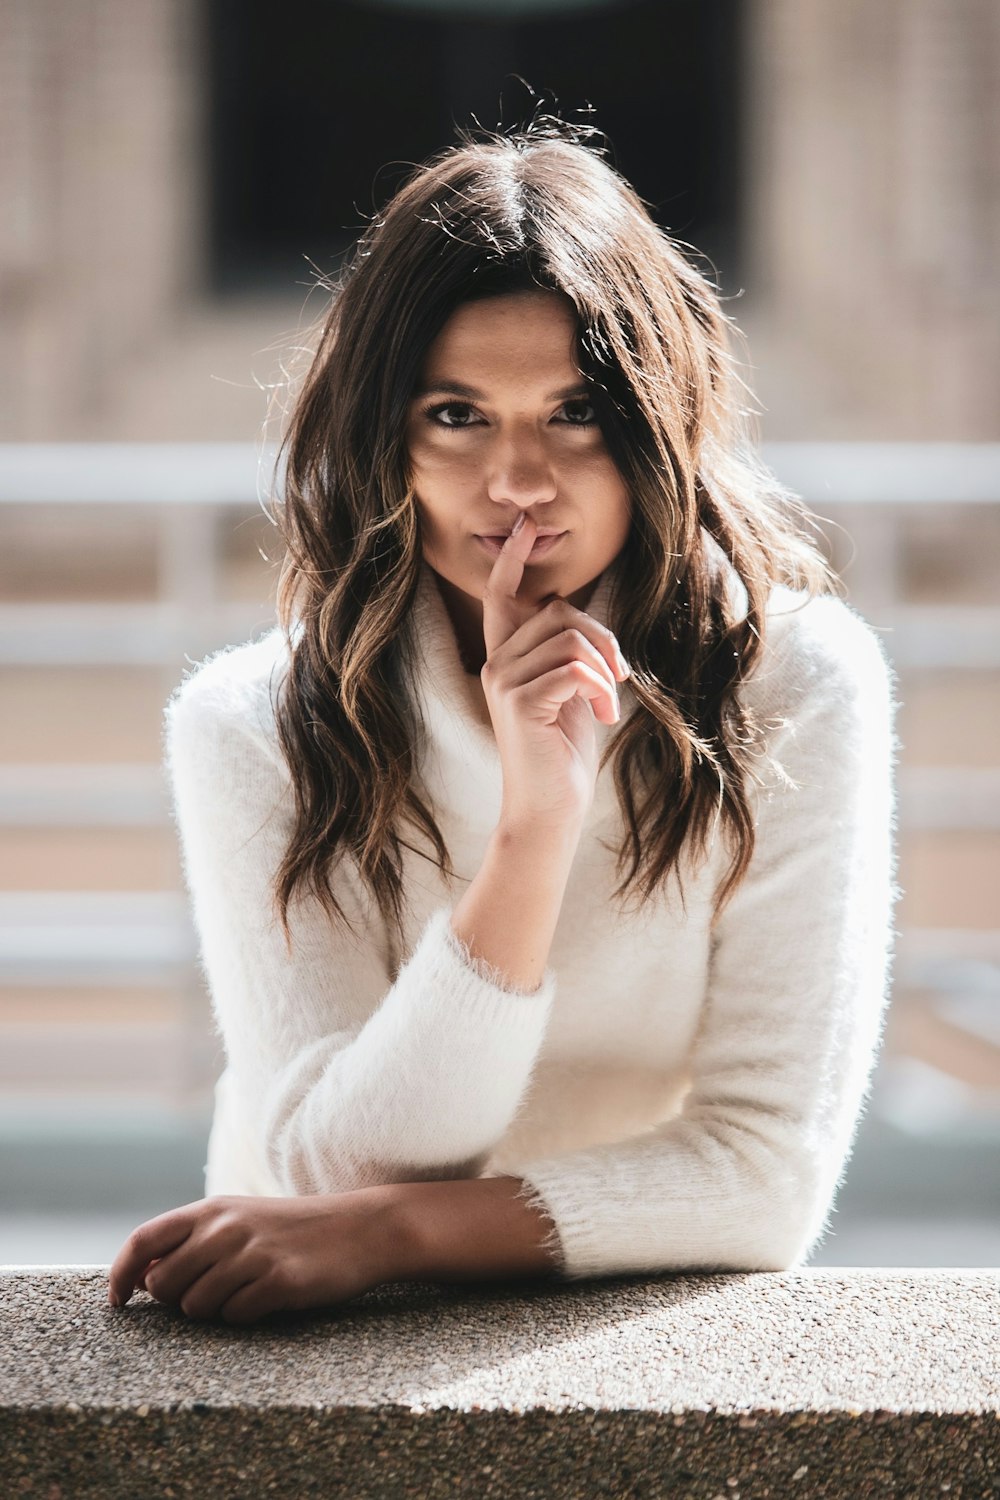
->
[[404, 558, 633, 837]]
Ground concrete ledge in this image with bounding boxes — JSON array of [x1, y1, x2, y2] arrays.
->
[[1, 1268, 997, 1498]]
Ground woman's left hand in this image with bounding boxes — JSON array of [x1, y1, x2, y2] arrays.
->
[[107, 1190, 401, 1324]]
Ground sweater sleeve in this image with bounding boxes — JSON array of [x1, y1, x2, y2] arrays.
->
[[166, 644, 556, 1197], [508, 596, 899, 1279]]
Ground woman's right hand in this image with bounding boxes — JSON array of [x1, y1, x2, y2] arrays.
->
[[480, 512, 630, 834]]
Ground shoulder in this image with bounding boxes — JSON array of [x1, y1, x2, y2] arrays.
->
[[744, 585, 896, 722], [736, 587, 898, 805], [165, 626, 291, 769]]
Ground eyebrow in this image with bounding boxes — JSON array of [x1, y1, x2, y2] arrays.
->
[[414, 380, 592, 402]]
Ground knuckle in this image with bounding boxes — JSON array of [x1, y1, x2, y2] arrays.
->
[[216, 1216, 249, 1250], [485, 660, 514, 694], [260, 1263, 287, 1297], [126, 1227, 148, 1258], [208, 1199, 241, 1227]]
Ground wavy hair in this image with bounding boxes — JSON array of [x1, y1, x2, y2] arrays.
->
[[269, 117, 839, 952]]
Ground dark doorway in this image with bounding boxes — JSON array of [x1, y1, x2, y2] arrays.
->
[[204, 0, 743, 296]]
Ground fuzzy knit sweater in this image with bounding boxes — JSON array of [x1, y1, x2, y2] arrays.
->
[[165, 559, 897, 1280]]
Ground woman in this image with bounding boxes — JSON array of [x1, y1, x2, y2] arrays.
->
[[108, 119, 897, 1324]]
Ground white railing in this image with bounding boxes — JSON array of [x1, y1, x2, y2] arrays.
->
[[1, 441, 999, 665], [1, 443, 998, 1119], [0, 442, 279, 666]]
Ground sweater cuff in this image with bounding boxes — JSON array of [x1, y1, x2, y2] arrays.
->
[[372, 904, 558, 1145], [262, 906, 559, 1196], [434, 907, 555, 999]]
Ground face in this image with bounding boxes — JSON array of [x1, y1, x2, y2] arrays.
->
[[405, 289, 632, 666]]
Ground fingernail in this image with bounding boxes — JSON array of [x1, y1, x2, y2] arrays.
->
[[510, 513, 527, 536], [108, 1292, 119, 1308], [609, 635, 629, 678]]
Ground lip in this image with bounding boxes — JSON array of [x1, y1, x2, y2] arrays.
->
[[474, 530, 568, 560]]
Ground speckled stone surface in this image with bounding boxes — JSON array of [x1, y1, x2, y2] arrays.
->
[[1, 1267, 997, 1498]]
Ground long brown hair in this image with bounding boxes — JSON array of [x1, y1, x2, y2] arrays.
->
[[269, 118, 838, 951]]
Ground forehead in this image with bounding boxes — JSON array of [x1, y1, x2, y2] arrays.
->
[[421, 290, 581, 383]]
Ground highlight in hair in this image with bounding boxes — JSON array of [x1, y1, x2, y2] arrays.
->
[[268, 116, 840, 953]]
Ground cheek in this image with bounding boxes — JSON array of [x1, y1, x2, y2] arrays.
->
[[574, 455, 631, 524], [413, 448, 479, 490], [409, 444, 477, 510], [413, 490, 463, 566]]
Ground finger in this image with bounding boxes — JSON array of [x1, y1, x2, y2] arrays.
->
[[142, 1237, 224, 1309], [108, 1204, 200, 1307], [481, 513, 538, 656], [137, 1255, 161, 1292], [177, 1259, 262, 1323], [517, 659, 621, 725], [503, 627, 621, 704], [218, 1274, 282, 1327], [491, 599, 630, 689]]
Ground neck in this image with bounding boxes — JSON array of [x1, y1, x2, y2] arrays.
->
[[428, 567, 605, 677]]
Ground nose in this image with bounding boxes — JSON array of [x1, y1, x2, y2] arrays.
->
[[485, 428, 558, 509]]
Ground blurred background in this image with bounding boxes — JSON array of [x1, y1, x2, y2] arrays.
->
[[1, 0, 998, 1268]]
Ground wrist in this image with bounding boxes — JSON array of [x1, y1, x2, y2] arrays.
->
[[493, 814, 583, 861], [351, 1184, 426, 1287], [377, 1177, 561, 1284]]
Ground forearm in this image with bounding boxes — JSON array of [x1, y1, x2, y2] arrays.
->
[[375, 1175, 561, 1284], [450, 821, 581, 992]]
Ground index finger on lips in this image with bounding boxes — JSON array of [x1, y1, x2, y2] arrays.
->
[[108, 1205, 198, 1307], [481, 513, 539, 658]]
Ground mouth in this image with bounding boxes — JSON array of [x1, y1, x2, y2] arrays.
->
[[474, 529, 568, 560]]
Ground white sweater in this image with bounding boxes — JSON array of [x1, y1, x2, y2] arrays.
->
[[166, 559, 897, 1280]]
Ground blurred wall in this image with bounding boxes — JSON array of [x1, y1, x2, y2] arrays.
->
[[1, 0, 205, 438], [741, 0, 1000, 439], [2, 0, 997, 443]]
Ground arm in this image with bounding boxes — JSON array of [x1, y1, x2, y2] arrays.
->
[[384, 1174, 562, 1282], [170, 525, 622, 1212], [107, 1173, 560, 1319], [167, 656, 558, 1199], [292, 596, 898, 1292], [439, 597, 899, 1280], [448, 510, 625, 991], [120, 597, 895, 1316], [109, 636, 596, 1319], [113, 527, 628, 1319], [450, 821, 582, 993]]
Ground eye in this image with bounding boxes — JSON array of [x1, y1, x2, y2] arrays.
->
[[557, 398, 598, 426], [425, 401, 483, 428]]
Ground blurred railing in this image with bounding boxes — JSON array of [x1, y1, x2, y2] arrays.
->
[[0, 443, 276, 667], [1, 442, 998, 1132]]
